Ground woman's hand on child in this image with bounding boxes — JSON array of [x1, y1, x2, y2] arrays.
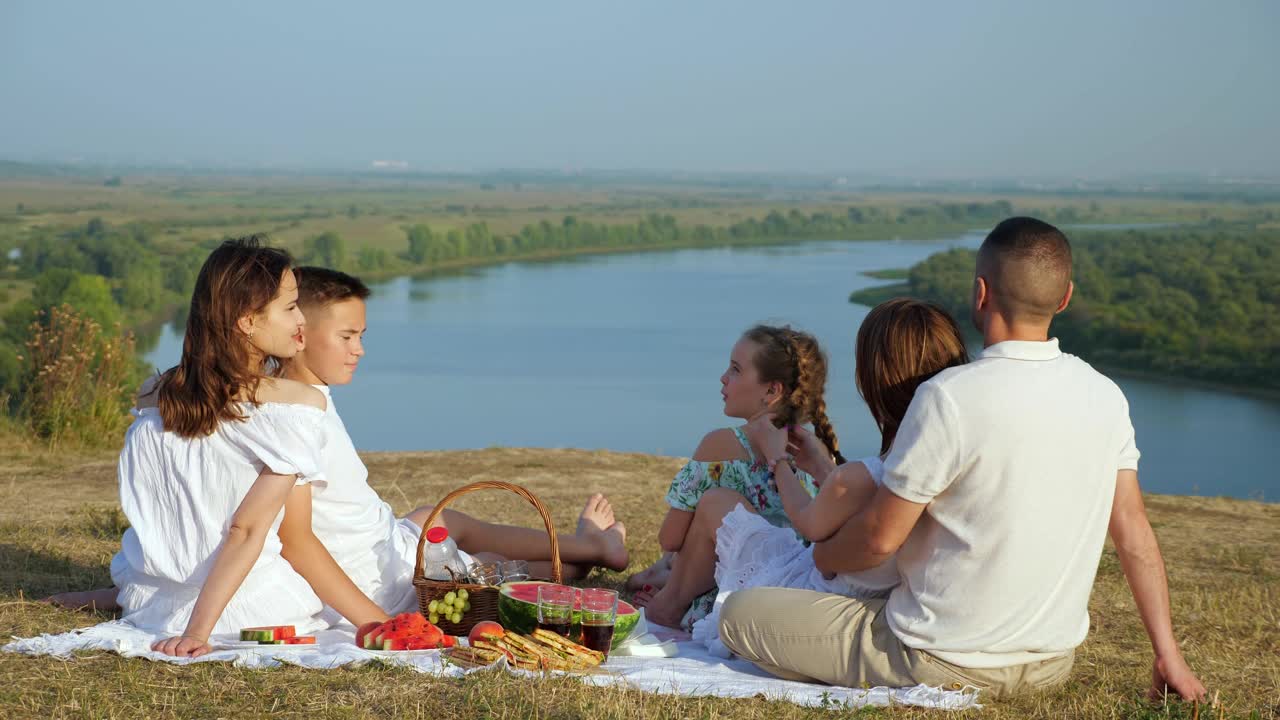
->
[[152, 635, 213, 658], [788, 425, 837, 485], [745, 413, 789, 463]]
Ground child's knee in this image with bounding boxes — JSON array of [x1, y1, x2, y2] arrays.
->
[[697, 487, 751, 519], [405, 504, 439, 529]]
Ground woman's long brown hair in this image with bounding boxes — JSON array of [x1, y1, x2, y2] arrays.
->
[[855, 298, 969, 456], [743, 325, 846, 465], [155, 236, 293, 438]]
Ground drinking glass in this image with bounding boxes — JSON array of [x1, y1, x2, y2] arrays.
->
[[578, 588, 617, 656], [467, 561, 503, 586], [500, 559, 530, 583], [536, 583, 574, 637]]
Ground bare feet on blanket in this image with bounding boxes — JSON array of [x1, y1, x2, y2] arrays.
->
[[625, 553, 673, 591], [42, 587, 121, 612], [577, 494, 629, 572], [633, 585, 684, 628]]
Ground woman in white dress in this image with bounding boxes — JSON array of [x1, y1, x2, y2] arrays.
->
[[690, 299, 969, 656], [114, 237, 387, 657]]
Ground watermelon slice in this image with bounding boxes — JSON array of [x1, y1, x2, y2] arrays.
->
[[281, 636, 316, 645], [240, 625, 296, 642], [355, 621, 383, 648], [497, 581, 639, 649]]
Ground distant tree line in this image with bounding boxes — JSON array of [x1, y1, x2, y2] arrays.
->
[[385, 201, 1019, 271]]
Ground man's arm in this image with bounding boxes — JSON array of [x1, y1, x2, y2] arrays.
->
[[812, 485, 926, 575], [1109, 470, 1206, 703]]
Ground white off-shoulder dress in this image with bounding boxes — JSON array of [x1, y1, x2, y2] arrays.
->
[[110, 402, 330, 636], [690, 456, 901, 657]]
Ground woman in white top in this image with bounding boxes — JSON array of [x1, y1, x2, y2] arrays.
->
[[688, 299, 969, 656], [114, 237, 387, 657], [48, 266, 630, 621]]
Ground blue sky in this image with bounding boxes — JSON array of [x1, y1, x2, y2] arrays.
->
[[3, 0, 1277, 176]]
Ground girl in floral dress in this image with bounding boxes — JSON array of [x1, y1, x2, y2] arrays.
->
[[632, 325, 844, 629], [690, 299, 970, 655]]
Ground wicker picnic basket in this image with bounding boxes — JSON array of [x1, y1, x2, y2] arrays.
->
[[412, 480, 563, 636]]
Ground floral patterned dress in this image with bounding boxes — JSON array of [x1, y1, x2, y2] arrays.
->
[[663, 426, 818, 629]]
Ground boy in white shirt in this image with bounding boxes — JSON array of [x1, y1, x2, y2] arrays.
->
[[718, 218, 1206, 702], [283, 267, 629, 615]]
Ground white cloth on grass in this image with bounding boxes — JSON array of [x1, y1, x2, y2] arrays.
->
[[3, 618, 979, 711], [110, 402, 330, 637]]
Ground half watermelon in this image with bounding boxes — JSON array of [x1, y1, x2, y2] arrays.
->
[[497, 581, 639, 649]]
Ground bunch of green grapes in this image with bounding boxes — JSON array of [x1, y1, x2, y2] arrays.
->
[[427, 589, 470, 624]]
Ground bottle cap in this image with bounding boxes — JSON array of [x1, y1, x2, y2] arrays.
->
[[426, 526, 449, 544]]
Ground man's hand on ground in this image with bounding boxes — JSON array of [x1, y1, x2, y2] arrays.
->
[[1148, 653, 1207, 703]]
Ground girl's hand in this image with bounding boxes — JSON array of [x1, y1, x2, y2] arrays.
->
[[745, 413, 789, 464], [152, 635, 213, 658], [788, 425, 837, 484]]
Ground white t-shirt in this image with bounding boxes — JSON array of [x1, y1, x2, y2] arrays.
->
[[310, 385, 422, 616], [881, 339, 1139, 669], [309, 386, 476, 619]]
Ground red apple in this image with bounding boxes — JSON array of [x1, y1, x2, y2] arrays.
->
[[467, 621, 505, 645]]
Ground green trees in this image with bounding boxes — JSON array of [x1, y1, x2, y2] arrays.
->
[[303, 231, 347, 270], [881, 226, 1280, 391], [392, 201, 1025, 271], [0, 218, 203, 405], [406, 224, 436, 263]]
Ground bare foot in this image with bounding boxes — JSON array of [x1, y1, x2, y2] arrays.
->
[[576, 494, 630, 572], [635, 585, 685, 628], [43, 587, 120, 612], [625, 553, 673, 591]]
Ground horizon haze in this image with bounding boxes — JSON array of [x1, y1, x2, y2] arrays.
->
[[3, 1, 1278, 179]]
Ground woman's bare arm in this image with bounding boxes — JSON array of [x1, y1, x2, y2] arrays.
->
[[151, 469, 296, 658]]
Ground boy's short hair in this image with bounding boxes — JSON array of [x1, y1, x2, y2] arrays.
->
[[295, 266, 371, 309]]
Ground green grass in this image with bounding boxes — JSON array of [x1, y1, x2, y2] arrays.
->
[[0, 441, 1276, 718]]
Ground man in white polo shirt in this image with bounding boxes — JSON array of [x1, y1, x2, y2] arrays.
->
[[719, 218, 1206, 701]]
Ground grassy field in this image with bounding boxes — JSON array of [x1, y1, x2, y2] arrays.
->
[[0, 437, 1276, 719]]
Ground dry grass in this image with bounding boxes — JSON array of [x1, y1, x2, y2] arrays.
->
[[0, 443, 1277, 718]]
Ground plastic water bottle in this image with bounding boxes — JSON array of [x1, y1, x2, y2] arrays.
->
[[423, 526, 468, 581]]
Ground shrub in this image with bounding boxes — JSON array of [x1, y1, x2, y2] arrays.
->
[[17, 305, 143, 448]]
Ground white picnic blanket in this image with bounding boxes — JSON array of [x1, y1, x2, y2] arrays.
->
[[3, 615, 979, 711]]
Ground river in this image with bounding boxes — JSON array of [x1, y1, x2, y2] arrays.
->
[[145, 233, 1280, 501]]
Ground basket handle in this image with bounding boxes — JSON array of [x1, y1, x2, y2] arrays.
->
[[413, 480, 563, 584]]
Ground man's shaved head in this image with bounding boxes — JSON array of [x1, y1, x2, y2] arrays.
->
[[976, 217, 1073, 322]]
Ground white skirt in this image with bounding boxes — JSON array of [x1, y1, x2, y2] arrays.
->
[[691, 505, 893, 657]]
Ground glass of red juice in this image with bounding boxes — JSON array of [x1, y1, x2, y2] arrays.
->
[[536, 583, 574, 637], [579, 588, 618, 657]]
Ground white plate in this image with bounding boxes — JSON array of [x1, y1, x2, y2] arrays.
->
[[212, 640, 318, 651], [363, 648, 443, 657]]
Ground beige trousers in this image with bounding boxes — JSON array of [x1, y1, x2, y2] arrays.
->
[[718, 588, 1074, 699]]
